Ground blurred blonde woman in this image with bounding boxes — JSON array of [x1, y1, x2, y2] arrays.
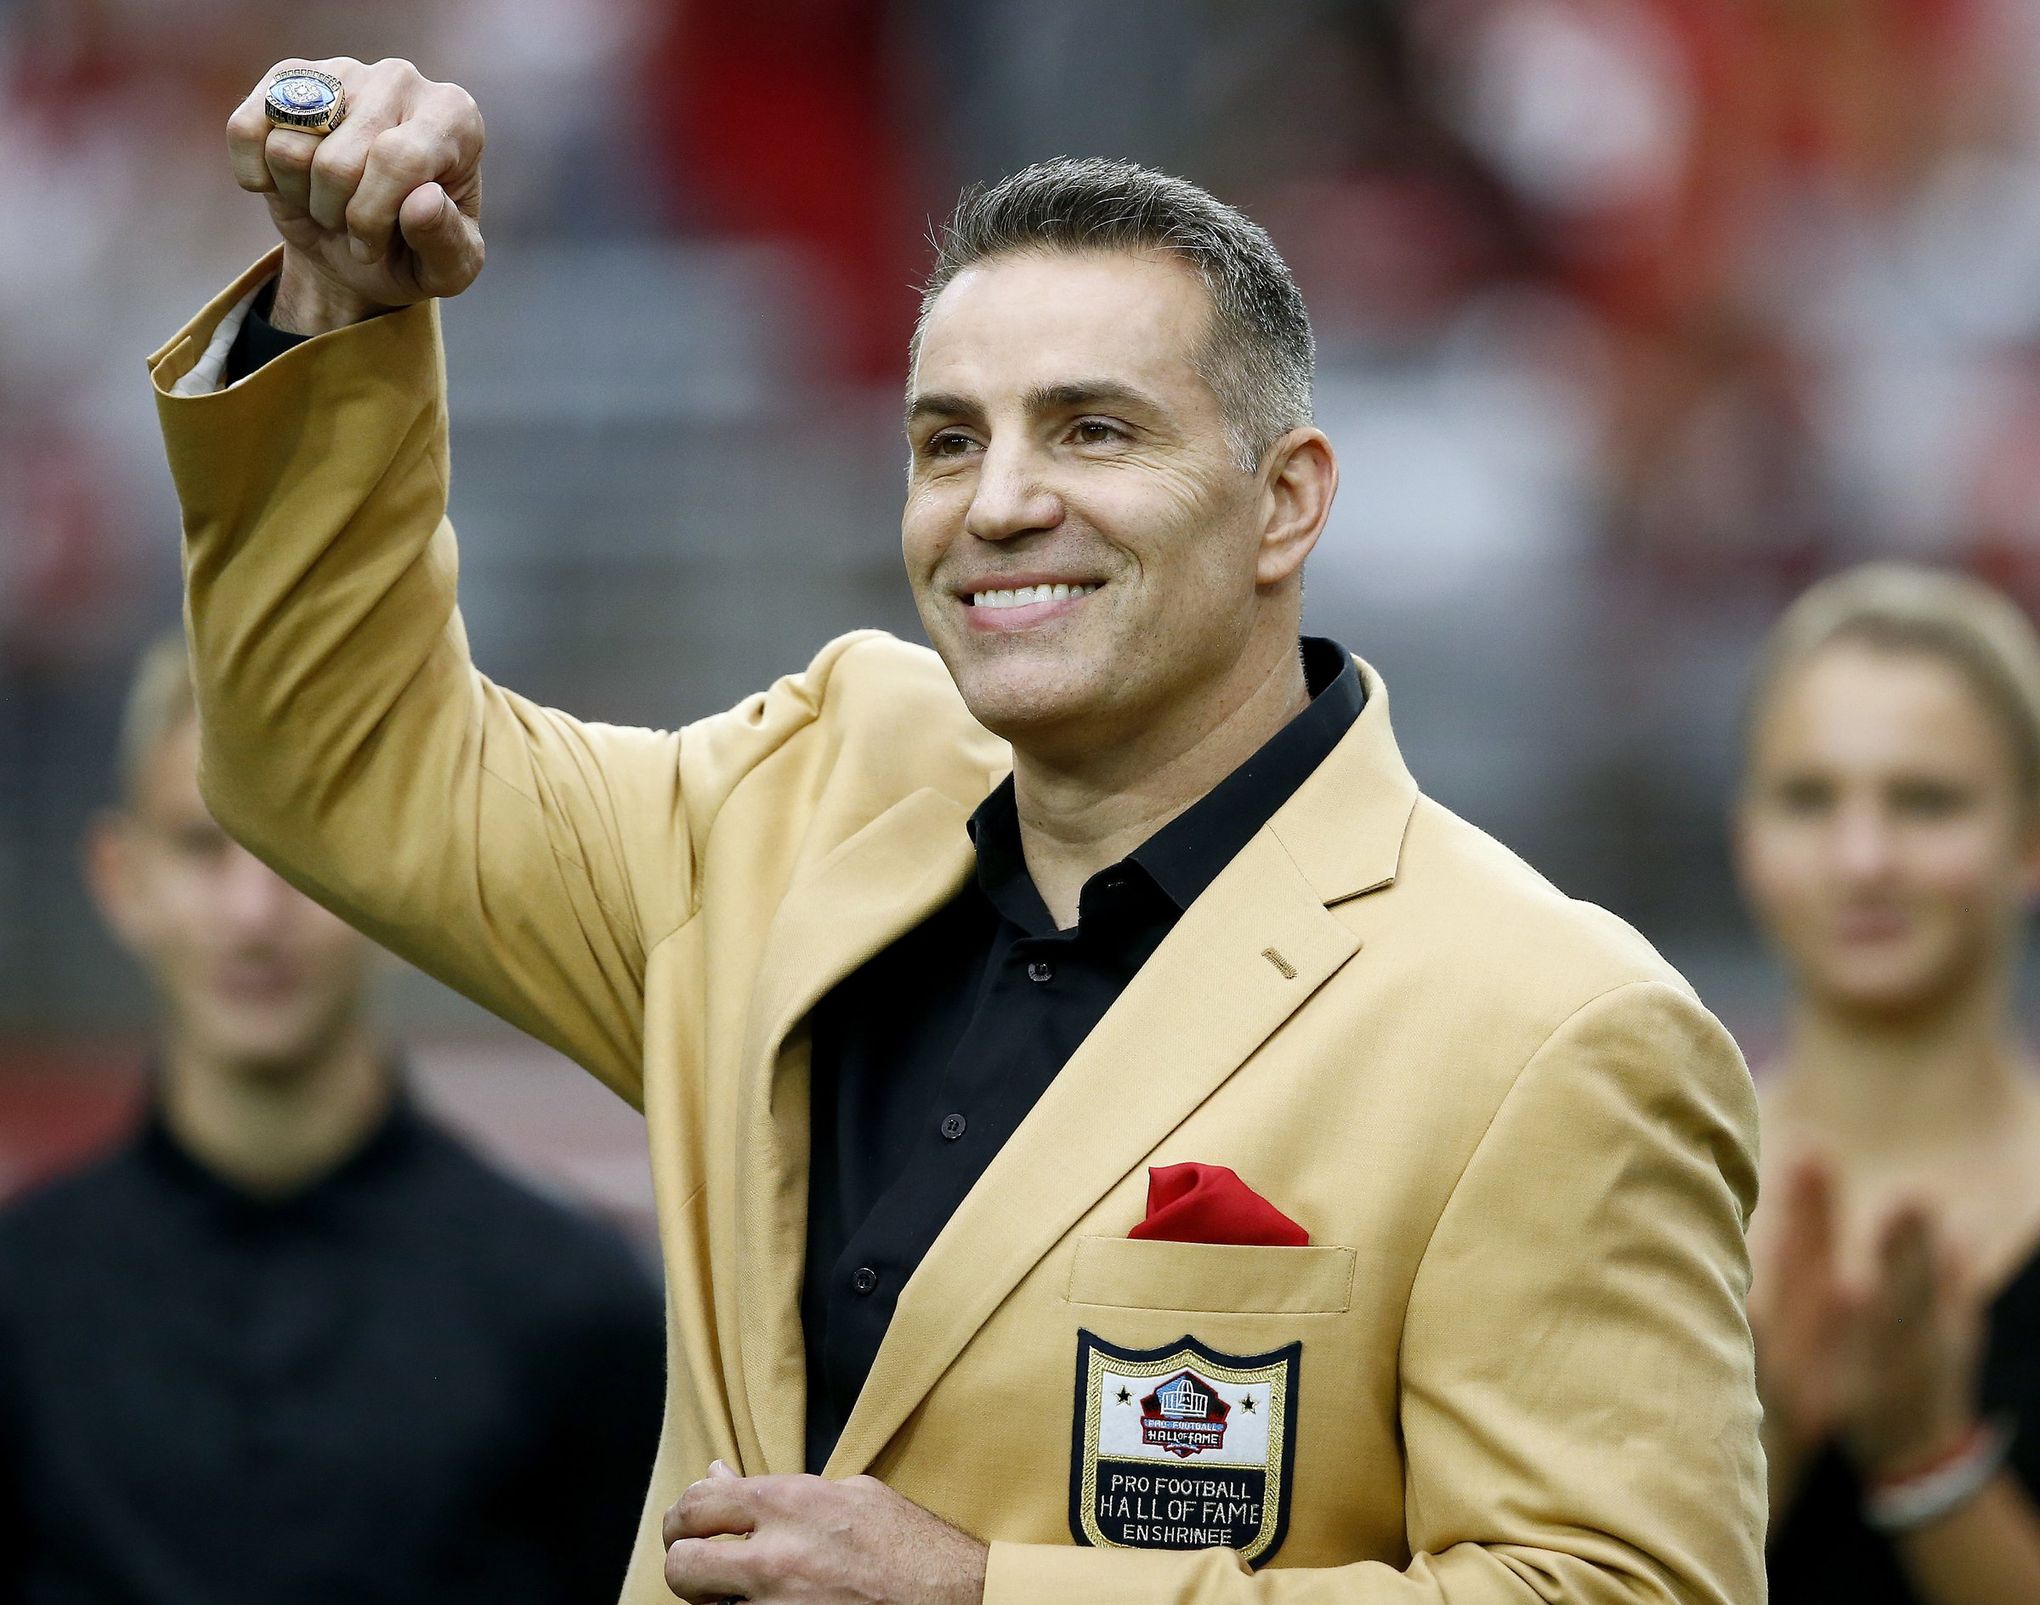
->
[[1740, 564, 2040, 1602]]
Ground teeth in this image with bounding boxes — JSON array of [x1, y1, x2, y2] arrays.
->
[[970, 582, 1099, 609]]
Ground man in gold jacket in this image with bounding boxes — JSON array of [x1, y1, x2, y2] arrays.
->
[[150, 55, 1766, 1605]]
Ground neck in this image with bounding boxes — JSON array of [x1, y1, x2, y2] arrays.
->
[[158, 1023, 392, 1197], [1773, 967, 2030, 1162], [1011, 635, 1310, 928]]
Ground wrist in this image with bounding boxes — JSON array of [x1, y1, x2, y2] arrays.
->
[[1855, 1413, 1986, 1485], [271, 252, 383, 336], [1863, 1418, 2011, 1534]]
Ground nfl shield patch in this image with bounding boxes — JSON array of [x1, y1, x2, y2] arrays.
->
[[1069, 1330, 1300, 1567]]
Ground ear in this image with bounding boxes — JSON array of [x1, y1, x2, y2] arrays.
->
[[1253, 428, 1337, 589], [83, 808, 146, 952]]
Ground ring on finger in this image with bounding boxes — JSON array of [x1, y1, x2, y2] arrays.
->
[[265, 69, 347, 135]]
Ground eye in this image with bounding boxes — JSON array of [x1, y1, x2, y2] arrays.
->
[[166, 823, 232, 863], [924, 430, 980, 459], [1768, 777, 1834, 816], [1068, 418, 1126, 447], [1889, 780, 1972, 820]]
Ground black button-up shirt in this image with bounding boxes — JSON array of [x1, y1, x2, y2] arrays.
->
[[801, 637, 1363, 1470], [0, 1087, 664, 1604]]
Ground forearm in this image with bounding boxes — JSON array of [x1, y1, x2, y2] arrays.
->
[[153, 265, 665, 1091], [1896, 1473, 2040, 1605]]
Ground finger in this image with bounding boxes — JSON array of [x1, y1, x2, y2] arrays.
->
[[1777, 1152, 1842, 1278], [227, 61, 311, 192], [263, 127, 323, 215], [233, 57, 365, 197], [663, 1476, 757, 1546], [663, 1536, 757, 1604], [346, 83, 478, 265], [396, 182, 485, 297], [307, 88, 406, 236], [709, 1460, 738, 1479], [1870, 1200, 1938, 1316]]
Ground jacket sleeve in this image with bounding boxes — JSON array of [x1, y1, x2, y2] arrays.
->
[[982, 980, 1767, 1603], [149, 256, 855, 1105]]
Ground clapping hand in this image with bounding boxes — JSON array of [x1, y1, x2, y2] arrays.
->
[[1751, 1153, 1987, 1491]]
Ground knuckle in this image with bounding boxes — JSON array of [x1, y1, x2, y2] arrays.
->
[[265, 132, 317, 172], [433, 81, 479, 119], [310, 144, 366, 189], [369, 126, 435, 177]]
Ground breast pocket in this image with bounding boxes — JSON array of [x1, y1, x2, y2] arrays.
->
[[1065, 1236, 1355, 1315]]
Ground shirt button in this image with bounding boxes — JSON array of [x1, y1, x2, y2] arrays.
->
[[940, 1112, 967, 1141], [1027, 959, 1054, 983], [851, 1266, 879, 1295]]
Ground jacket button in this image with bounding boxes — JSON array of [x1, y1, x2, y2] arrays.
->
[[851, 1266, 879, 1295], [940, 1112, 967, 1141], [1027, 960, 1053, 983]]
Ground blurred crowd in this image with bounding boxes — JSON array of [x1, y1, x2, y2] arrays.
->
[[7, 0, 2040, 1020]]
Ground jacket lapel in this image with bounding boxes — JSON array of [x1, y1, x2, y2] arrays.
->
[[729, 787, 980, 1473], [824, 659, 1420, 1476]]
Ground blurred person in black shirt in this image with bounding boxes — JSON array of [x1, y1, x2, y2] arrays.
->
[[0, 632, 665, 1605]]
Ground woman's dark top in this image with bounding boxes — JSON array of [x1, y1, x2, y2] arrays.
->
[[1769, 1245, 2040, 1601]]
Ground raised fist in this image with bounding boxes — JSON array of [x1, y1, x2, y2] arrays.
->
[[227, 57, 486, 333]]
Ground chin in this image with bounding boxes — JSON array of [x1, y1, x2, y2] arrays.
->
[[196, 1002, 340, 1077], [1806, 947, 1973, 1021], [945, 657, 1106, 740]]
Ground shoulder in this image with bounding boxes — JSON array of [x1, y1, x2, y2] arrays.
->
[[802, 631, 1006, 765], [0, 1145, 145, 1259], [0, 1145, 154, 1324], [1394, 795, 1702, 1028], [687, 629, 1009, 813]]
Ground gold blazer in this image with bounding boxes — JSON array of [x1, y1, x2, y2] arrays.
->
[[151, 254, 1766, 1603]]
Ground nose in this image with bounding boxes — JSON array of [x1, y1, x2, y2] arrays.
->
[[215, 843, 300, 937], [963, 436, 1062, 543], [1831, 800, 1899, 886]]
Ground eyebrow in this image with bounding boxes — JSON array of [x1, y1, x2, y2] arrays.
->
[[904, 378, 1169, 431]]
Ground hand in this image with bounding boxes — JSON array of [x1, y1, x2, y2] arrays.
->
[[1842, 1197, 1987, 1480], [1750, 1152, 1861, 1463], [661, 1462, 988, 1604], [225, 57, 486, 334]]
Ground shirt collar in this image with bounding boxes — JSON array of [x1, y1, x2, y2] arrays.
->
[[135, 1063, 422, 1216], [967, 636, 1364, 931]]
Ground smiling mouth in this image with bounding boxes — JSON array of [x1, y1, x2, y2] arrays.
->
[[966, 582, 1101, 609]]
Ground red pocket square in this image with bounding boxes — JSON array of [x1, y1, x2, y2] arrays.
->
[[1127, 1162, 1309, 1247]]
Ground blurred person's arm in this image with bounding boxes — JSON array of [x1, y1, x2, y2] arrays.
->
[[1847, 1206, 2040, 1605], [1892, 1474, 2040, 1604]]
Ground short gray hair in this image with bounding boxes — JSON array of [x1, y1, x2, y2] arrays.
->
[[916, 158, 1315, 471]]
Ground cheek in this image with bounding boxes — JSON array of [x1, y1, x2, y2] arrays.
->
[[1737, 823, 1827, 922], [1908, 827, 2027, 917]]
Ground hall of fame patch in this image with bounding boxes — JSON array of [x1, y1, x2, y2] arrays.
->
[[1069, 1330, 1300, 1567]]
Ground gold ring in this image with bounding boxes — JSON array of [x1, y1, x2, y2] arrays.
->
[[264, 69, 346, 135]]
